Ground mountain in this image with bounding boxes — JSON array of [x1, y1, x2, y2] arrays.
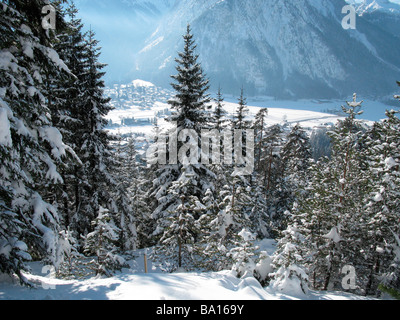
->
[[133, 0, 400, 99], [351, 0, 400, 39], [353, 0, 400, 14]]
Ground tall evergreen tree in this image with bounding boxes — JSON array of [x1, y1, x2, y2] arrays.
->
[[71, 29, 115, 237], [44, 1, 83, 230], [253, 108, 269, 173], [287, 95, 369, 291], [361, 110, 400, 295], [212, 86, 228, 131], [151, 25, 216, 271], [0, 0, 74, 282], [260, 124, 286, 235], [281, 124, 313, 213], [168, 24, 211, 132], [232, 88, 251, 131], [112, 137, 138, 252]]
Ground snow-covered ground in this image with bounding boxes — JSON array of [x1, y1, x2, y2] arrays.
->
[[0, 240, 376, 301], [0, 268, 374, 301], [105, 100, 351, 137], [104, 80, 391, 137]]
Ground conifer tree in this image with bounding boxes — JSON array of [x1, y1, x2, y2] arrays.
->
[[212, 86, 228, 131], [71, 29, 115, 237], [270, 223, 309, 296], [151, 173, 199, 272], [248, 185, 270, 239], [151, 25, 216, 270], [230, 229, 258, 278], [260, 124, 286, 235], [49, 2, 88, 232], [197, 178, 254, 272], [209, 87, 229, 196], [112, 137, 138, 252], [0, 0, 75, 281], [232, 88, 251, 130], [281, 124, 313, 213], [290, 95, 368, 291], [361, 110, 400, 295], [195, 189, 225, 271], [168, 24, 211, 132], [42, 2, 83, 231], [253, 108, 269, 172], [84, 207, 126, 277]]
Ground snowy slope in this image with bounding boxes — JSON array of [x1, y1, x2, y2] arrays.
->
[[0, 243, 378, 301], [351, 0, 400, 38], [354, 0, 400, 14], [0, 269, 376, 300]]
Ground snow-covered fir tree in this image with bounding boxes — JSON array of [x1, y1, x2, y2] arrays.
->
[[230, 229, 258, 278], [232, 88, 251, 131], [71, 29, 116, 238], [270, 223, 309, 296], [248, 185, 270, 239], [253, 108, 269, 173], [197, 178, 254, 272], [111, 136, 138, 252], [327, 95, 370, 291], [151, 171, 200, 272], [50, 2, 87, 229], [84, 207, 126, 277], [360, 109, 400, 295], [195, 188, 225, 271], [150, 25, 216, 269], [282, 124, 312, 183], [260, 124, 286, 236], [208, 87, 229, 198], [281, 124, 313, 214], [290, 95, 369, 291], [212, 86, 228, 131], [168, 24, 211, 131], [0, 0, 76, 282]]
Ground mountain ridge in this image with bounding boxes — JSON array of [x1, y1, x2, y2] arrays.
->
[[73, 0, 400, 99], [134, 0, 400, 99]]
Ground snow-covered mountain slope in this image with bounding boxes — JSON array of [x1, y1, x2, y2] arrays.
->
[[133, 0, 400, 99], [353, 0, 400, 14], [351, 0, 400, 38]]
